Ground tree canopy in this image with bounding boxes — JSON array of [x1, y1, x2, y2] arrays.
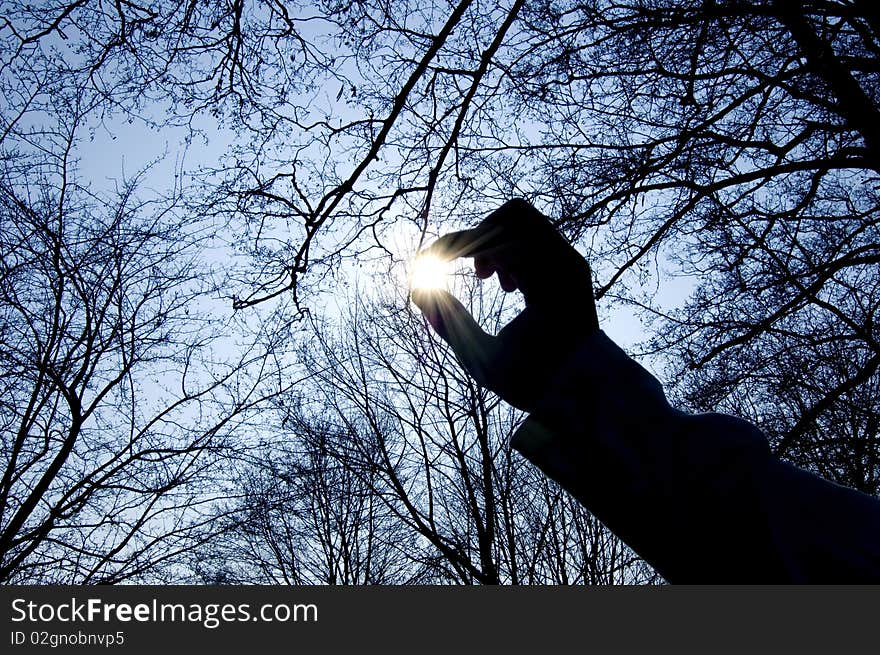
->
[[1, 0, 877, 582]]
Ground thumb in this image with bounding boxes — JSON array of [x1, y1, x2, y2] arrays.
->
[[411, 288, 496, 385]]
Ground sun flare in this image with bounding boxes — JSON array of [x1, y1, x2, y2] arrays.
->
[[410, 254, 449, 290]]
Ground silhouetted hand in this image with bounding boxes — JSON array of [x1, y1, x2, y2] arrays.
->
[[411, 199, 598, 412]]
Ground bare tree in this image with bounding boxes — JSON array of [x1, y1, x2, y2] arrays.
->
[[539, 0, 880, 493], [0, 94, 289, 582], [165, 1, 879, 501], [3, 0, 877, 583], [207, 276, 655, 584], [191, 412, 425, 584]]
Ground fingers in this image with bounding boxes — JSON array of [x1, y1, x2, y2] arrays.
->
[[411, 288, 496, 386], [424, 199, 543, 262], [418, 198, 599, 331], [474, 257, 494, 279], [424, 226, 504, 262], [497, 271, 517, 292], [424, 200, 594, 310]]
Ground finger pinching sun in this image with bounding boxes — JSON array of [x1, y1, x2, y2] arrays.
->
[[410, 254, 449, 290]]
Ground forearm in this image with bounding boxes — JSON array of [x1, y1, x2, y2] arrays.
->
[[511, 331, 880, 583]]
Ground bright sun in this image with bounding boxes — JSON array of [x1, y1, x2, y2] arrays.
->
[[410, 254, 449, 290]]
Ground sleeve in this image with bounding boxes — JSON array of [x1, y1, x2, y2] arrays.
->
[[510, 330, 880, 583]]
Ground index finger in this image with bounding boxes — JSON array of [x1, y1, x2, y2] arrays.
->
[[422, 224, 507, 262]]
